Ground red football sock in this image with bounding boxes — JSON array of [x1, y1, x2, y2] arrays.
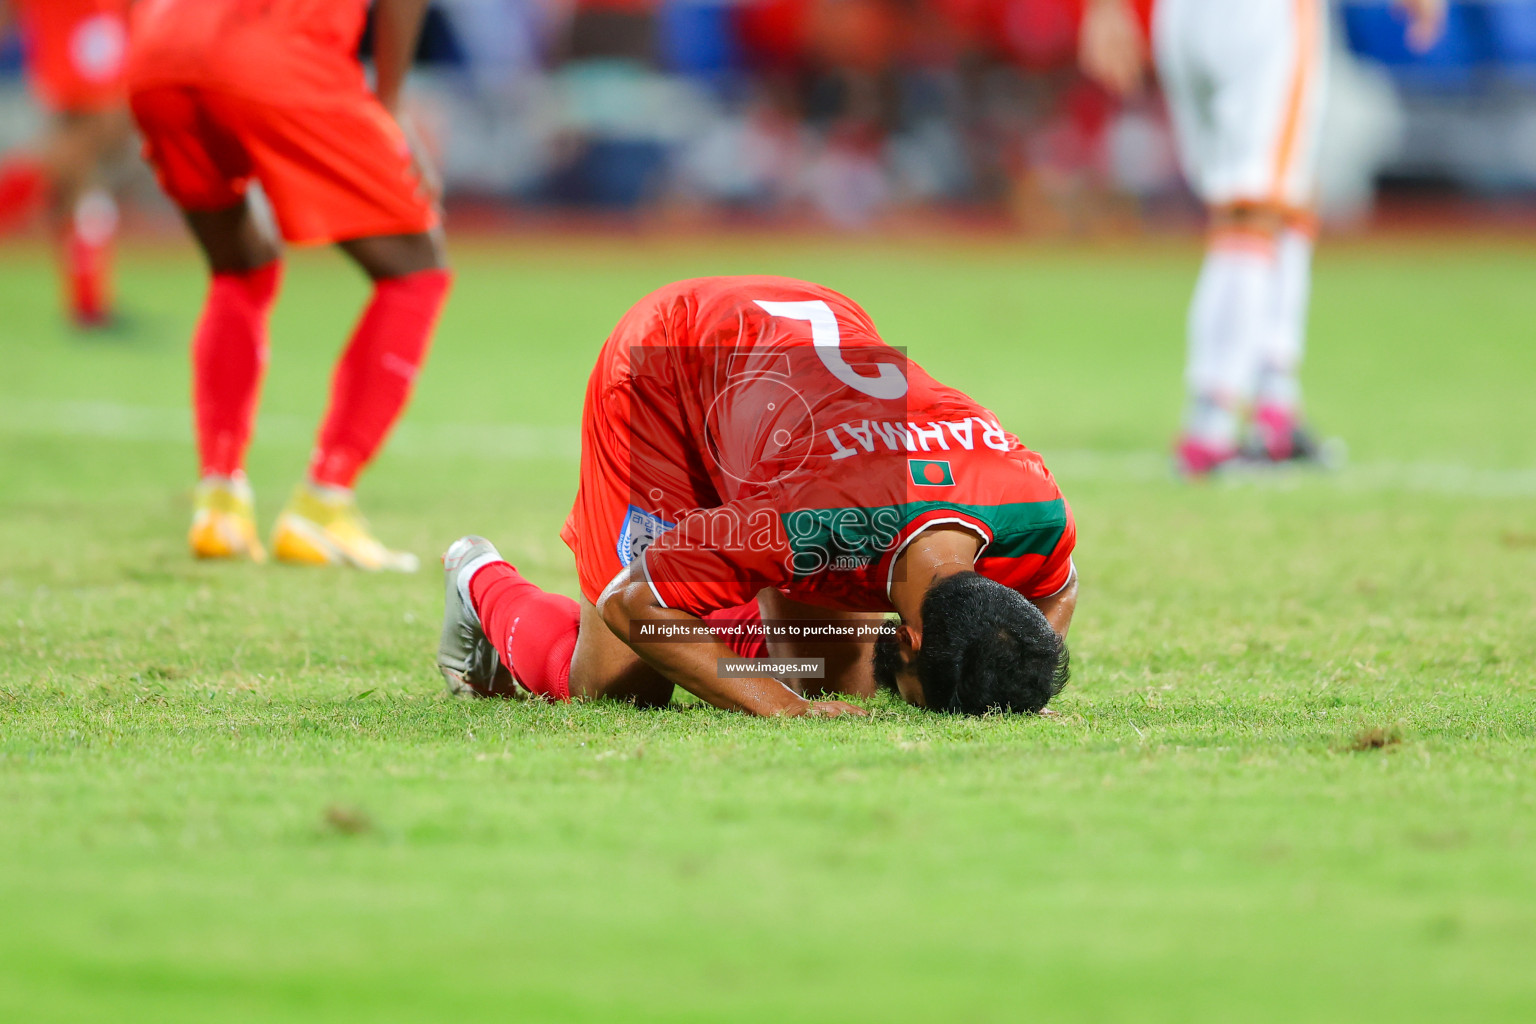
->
[[469, 562, 579, 701], [192, 263, 283, 478], [63, 191, 119, 324], [64, 228, 111, 324], [308, 268, 452, 489], [703, 600, 769, 659], [0, 155, 49, 234]]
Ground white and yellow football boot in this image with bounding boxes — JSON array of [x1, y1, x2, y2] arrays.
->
[[270, 484, 419, 572], [189, 475, 267, 562]]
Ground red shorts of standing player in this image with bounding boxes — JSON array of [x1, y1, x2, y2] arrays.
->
[[125, 0, 453, 571], [0, 0, 133, 327], [437, 277, 1079, 718]]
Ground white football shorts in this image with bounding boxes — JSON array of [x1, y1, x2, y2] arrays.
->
[[1153, 0, 1329, 210]]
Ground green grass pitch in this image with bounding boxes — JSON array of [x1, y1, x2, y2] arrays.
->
[[2, 234, 1534, 1022]]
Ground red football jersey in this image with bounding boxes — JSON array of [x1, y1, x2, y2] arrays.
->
[[609, 277, 1075, 616]]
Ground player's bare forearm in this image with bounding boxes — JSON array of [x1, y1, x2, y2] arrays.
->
[[597, 571, 867, 718], [757, 589, 882, 698], [372, 0, 432, 113], [1033, 569, 1078, 638]]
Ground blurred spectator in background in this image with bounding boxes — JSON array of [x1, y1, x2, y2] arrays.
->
[[324, 0, 1468, 229], [4, 1, 1533, 235], [1080, 0, 1446, 476], [0, 0, 132, 327], [403, 0, 1172, 224]]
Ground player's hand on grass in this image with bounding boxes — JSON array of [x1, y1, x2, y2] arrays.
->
[[788, 699, 869, 719], [1396, 0, 1448, 53], [1079, 0, 1147, 99]]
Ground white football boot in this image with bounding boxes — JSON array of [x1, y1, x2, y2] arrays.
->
[[437, 535, 522, 698]]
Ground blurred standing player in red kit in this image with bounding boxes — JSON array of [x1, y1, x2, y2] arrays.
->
[[126, 0, 451, 570], [436, 277, 1078, 718], [1080, 0, 1445, 474], [0, 0, 133, 327]]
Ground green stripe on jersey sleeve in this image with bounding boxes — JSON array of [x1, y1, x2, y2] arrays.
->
[[780, 499, 1066, 577]]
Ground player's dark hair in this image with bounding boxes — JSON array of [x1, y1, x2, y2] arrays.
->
[[915, 572, 1069, 715]]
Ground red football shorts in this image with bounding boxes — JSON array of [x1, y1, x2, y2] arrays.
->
[[561, 331, 720, 604], [23, 2, 128, 113], [128, 84, 437, 245]]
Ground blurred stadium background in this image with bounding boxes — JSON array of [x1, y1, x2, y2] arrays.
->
[[7, 0, 1536, 233]]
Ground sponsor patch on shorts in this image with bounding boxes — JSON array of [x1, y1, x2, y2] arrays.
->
[[617, 505, 676, 567]]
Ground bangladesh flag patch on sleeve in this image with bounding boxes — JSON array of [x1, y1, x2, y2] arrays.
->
[[908, 459, 954, 486]]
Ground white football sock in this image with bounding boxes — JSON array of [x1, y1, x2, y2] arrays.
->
[[1255, 227, 1313, 414], [1183, 237, 1276, 446]]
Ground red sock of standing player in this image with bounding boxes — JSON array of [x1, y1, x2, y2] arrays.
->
[[307, 268, 452, 489], [64, 228, 111, 324], [469, 563, 580, 700], [192, 262, 283, 478], [63, 193, 118, 325]]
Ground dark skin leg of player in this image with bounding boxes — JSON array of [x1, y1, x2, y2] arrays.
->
[[182, 198, 445, 280]]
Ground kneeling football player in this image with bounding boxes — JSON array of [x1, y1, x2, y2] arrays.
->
[[438, 276, 1078, 717]]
